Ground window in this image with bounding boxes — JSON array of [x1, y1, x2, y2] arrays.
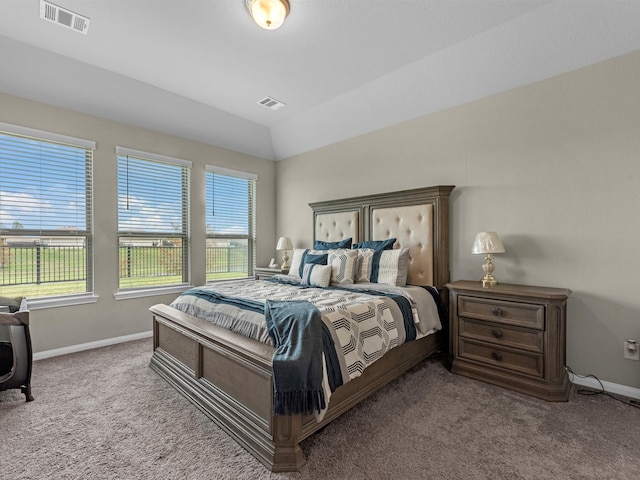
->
[[206, 166, 256, 281], [0, 123, 95, 299], [117, 147, 191, 291]]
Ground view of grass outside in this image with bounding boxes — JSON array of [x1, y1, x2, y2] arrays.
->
[[0, 242, 250, 298], [0, 242, 88, 298], [0, 280, 86, 299], [206, 239, 249, 282], [118, 241, 185, 289]]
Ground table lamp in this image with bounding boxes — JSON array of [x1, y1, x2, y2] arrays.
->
[[276, 236, 293, 270], [471, 232, 505, 287]]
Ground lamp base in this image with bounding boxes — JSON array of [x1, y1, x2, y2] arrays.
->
[[281, 251, 290, 271], [480, 275, 498, 288], [480, 254, 498, 288]]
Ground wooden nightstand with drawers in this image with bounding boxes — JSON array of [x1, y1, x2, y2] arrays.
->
[[447, 280, 571, 401], [254, 267, 288, 280]]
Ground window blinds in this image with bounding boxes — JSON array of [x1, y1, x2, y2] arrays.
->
[[117, 153, 190, 235], [116, 147, 191, 289], [205, 166, 256, 280], [0, 124, 94, 298], [0, 129, 93, 233]]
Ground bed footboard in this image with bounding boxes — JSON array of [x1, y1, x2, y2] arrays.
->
[[149, 303, 443, 472], [150, 304, 306, 471]]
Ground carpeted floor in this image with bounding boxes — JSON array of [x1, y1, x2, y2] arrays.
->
[[1, 338, 639, 479]]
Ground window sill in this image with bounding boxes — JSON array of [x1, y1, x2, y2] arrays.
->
[[27, 294, 99, 310], [113, 284, 191, 301]]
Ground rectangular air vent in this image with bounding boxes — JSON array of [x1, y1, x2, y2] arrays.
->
[[257, 96, 286, 111], [39, 0, 90, 34]]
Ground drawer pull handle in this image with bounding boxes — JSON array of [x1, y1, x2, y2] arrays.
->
[[491, 351, 503, 361], [492, 329, 503, 339], [491, 306, 502, 316]]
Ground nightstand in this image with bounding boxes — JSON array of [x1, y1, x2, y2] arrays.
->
[[447, 280, 571, 401], [254, 267, 288, 280]]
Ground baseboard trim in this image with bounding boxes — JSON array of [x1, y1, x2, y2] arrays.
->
[[33, 331, 153, 361], [570, 373, 640, 400]]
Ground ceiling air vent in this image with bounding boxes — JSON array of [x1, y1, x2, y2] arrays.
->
[[39, 0, 91, 35], [257, 96, 286, 111]]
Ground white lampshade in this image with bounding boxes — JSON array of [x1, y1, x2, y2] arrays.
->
[[246, 0, 290, 30], [471, 232, 505, 255], [276, 236, 293, 251]]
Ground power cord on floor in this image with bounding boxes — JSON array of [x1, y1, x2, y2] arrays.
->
[[565, 366, 640, 409]]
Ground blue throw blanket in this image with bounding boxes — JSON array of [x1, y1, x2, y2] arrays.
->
[[264, 300, 326, 415]]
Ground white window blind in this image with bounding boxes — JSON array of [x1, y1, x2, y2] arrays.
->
[[205, 166, 256, 281], [117, 148, 190, 290], [0, 124, 94, 299]]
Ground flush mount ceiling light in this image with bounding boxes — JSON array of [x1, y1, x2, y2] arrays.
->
[[245, 0, 290, 30]]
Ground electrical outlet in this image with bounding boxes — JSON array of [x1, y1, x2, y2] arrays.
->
[[624, 340, 639, 360]]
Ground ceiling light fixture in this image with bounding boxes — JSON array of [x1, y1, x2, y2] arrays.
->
[[245, 0, 290, 30]]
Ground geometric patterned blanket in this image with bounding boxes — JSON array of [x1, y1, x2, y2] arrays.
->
[[170, 279, 441, 390]]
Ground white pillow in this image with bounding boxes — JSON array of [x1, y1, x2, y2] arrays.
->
[[287, 248, 307, 279], [300, 264, 332, 288], [327, 248, 358, 285]]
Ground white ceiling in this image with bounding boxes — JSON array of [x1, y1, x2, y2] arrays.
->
[[1, 1, 640, 161]]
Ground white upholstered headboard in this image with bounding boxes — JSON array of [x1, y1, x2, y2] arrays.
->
[[371, 204, 433, 286], [315, 210, 359, 244], [309, 186, 454, 288]]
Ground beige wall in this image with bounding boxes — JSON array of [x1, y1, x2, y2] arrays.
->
[[0, 93, 276, 353], [276, 50, 640, 389]]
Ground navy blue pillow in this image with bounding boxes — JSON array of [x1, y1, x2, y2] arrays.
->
[[352, 238, 396, 250], [313, 238, 352, 250], [299, 252, 328, 277]]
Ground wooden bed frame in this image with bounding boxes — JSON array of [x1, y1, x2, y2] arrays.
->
[[149, 185, 454, 471]]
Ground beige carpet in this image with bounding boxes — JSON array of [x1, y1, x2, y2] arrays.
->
[[1, 338, 638, 480]]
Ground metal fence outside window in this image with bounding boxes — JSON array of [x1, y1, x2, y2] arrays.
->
[[205, 245, 248, 274], [0, 244, 86, 286], [0, 244, 249, 289]]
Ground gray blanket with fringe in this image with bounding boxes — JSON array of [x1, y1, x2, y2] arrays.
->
[[264, 300, 325, 415]]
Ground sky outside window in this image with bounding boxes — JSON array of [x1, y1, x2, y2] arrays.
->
[[0, 134, 88, 231]]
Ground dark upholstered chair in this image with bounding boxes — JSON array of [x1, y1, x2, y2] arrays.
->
[[0, 296, 33, 402]]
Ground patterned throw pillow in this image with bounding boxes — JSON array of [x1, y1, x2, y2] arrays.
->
[[355, 247, 410, 286], [376, 248, 410, 286], [354, 248, 379, 283], [300, 264, 332, 287], [327, 248, 358, 285]]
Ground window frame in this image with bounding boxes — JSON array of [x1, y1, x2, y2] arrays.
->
[[115, 146, 191, 297], [0, 122, 96, 306], [205, 165, 257, 282]]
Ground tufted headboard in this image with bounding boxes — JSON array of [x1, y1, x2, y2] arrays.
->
[[309, 186, 454, 289], [315, 210, 360, 245]]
